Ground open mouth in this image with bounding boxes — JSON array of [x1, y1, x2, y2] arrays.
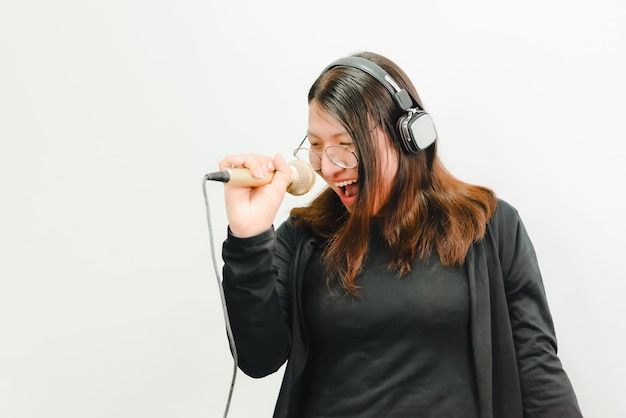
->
[[336, 179, 358, 197]]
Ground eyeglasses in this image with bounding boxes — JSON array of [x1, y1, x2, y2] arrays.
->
[[293, 136, 358, 171]]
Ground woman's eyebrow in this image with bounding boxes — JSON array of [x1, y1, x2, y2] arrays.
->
[[305, 131, 350, 140]]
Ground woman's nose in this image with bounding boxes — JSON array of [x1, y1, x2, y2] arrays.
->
[[319, 151, 342, 176]]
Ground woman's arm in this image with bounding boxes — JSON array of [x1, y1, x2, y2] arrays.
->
[[218, 152, 295, 377], [498, 203, 583, 417], [222, 226, 293, 378]]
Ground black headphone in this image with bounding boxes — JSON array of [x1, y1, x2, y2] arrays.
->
[[323, 56, 437, 154]]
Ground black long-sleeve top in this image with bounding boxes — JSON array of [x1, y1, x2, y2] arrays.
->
[[222, 199, 583, 417]]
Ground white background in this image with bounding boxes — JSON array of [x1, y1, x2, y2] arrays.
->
[[1, 1, 624, 417]]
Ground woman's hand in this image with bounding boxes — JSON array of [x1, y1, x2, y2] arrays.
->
[[218, 152, 291, 238]]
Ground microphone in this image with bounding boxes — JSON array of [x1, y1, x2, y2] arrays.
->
[[205, 159, 316, 196]]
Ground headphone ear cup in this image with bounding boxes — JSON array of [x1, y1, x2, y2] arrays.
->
[[397, 110, 437, 154], [397, 113, 418, 154], [397, 114, 416, 154]]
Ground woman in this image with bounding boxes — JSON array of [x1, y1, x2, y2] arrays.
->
[[219, 51, 582, 417]]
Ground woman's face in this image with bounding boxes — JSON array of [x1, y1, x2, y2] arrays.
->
[[307, 100, 398, 213]]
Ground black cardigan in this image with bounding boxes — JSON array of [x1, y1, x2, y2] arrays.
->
[[222, 199, 582, 417]]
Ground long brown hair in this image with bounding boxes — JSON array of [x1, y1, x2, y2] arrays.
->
[[291, 51, 497, 294]]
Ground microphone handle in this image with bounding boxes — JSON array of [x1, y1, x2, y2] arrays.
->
[[211, 168, 275, 187], [205, 160, 314, 195]]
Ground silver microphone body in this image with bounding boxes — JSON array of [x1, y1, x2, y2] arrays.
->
[[206, 160, 316, 196]]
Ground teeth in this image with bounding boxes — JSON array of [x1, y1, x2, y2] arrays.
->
[[335, 179, 357, 187]]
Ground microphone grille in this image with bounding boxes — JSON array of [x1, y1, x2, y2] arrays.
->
[[287, 160, 316, 196]]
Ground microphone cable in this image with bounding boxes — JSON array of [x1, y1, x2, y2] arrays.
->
[[202, 174, 238, 418]]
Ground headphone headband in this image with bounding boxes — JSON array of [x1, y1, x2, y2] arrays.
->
[[323, 56, 418, 112]]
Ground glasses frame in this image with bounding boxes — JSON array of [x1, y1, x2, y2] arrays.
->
[[293, 136, 359, 171]]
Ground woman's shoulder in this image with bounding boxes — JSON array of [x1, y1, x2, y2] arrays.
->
[[276, 216, 300, 235], [485, 198, 541, 261], [275, 216, 316, 243], [483, 198, 528, 248], [491, 198, 522, 226]]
